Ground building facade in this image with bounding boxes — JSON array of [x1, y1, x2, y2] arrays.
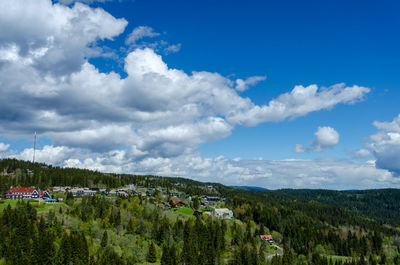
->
[[5, 187, 51, 199]]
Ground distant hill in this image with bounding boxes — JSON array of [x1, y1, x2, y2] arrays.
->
[[231, 185, 268, 191], [273, 188, 400, 226]]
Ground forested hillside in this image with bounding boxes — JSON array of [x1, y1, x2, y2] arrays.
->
[[273, 189, 400, 226], [0, 158, 400, 264]]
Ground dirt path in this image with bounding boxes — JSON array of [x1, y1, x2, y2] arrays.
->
[[266, 245, 283, 259]]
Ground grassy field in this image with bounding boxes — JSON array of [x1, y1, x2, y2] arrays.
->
[[0, 199, 19, 209], [0, 199, 64, 213], [172, 207, 194, 215]]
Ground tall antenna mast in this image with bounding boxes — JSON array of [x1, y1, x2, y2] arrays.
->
[[33, 132, 37, 163]]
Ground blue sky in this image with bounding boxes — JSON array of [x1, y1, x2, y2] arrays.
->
[[94, 0, 400, 160], [0, 0, 400, 189]]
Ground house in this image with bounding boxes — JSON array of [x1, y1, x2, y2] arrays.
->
[[5, 187, 51, 199], [206, 196, 221, 202], [107, 189, 128, 197], [172, 201, 185, 207], [66, 187, 97, 196], [118, 191, 128, 197], [52, 186, 71, 192], [212, 208, 233, 219], [260, 235, 274, 244], [83, 189, 97, 196], [137, 191, 146, 197], [200, 199, 209, 207], [108, 189, 118, 196], [45, 198, 57, 203], [260, 235, 273, 241], [70, 188, 85, 196], [1, 171, 15, 176], [206, 185, 216, 191]]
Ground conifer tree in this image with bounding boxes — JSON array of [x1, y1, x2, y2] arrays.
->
[[101, 231, 108, 248], [161, 243, 170, 265], [192, 197, 200, 210], [147, 242, 157, 263]]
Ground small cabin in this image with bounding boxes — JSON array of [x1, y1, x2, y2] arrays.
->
[[172, 201, 185, 207], [260, 235, 274, 244]]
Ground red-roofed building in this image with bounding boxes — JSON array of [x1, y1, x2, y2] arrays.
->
[[5, 187, 50, 199], [172, 201, 185, 207], [260, 235, 273, 241]]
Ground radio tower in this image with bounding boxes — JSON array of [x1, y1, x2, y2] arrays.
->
[[33, 132, 37, 163]]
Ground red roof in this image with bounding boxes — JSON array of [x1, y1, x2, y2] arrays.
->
[[172, 201, 185, 206], [260, 235, 273, 240], [6, 187, 46, 195], [6, 187, 35, 193]]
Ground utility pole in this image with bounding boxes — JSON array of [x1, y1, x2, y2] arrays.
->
[[33, 132, 36, 163]]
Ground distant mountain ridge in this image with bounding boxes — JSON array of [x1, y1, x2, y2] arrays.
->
[[231, 185, 268, 191]]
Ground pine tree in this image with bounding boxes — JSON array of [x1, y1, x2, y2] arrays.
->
[[192, 197, 200, 210], [127, 217, 135, 234], [101, 231, 108, 248], [147, 242, 157, 263], [161, 243, 170, 265]]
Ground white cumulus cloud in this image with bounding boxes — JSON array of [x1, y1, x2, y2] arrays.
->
[[228, 83, 370, 127], [125, 26, 160, 46], [351, 149, 371, 159], [0, 143, 10, 152], [235, 75, 267, 92], [366, 114, 400, 176], [0, 0, 127, 76], [164, 43, 181, 54], [57, 0, 115, 4], [295, 126, 339, 153]]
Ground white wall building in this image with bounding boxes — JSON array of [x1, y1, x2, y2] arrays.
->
[[213, 208, 233, 219]]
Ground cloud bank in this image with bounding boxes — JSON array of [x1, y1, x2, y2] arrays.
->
[[0, 0, 387, 189], [2, 146, 394, 190]]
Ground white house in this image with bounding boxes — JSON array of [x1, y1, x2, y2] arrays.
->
[[213, 208, 233, 219]]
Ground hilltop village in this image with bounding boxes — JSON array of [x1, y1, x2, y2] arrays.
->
[[0, 160, 396, 264], [2, 183, 246, 222]]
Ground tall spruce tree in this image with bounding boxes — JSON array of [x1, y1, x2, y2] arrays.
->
[[101, 231, 108, 248], [147, 242, 157, 263]]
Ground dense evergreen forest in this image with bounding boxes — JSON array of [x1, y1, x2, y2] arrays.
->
[[273, 189, 400, 226], [0, 158, 400, 264]]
